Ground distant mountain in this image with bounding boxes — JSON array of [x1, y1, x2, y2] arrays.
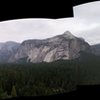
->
[[8, 31, 91, 63], [91, 44, 100, 55], [0, 41, 20, 63]]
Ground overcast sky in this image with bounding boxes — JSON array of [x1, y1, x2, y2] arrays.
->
[[0, 18, 79, 43], [0, 1, 100, 45], [73, 1, 100, 45]]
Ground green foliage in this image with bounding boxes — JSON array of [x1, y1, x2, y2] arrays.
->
[[0, 86, 4, 98], [11, 85, 17, 97], [0, 85, 8, 99], [0, 52, 100, 99], [0, 60, 78, 98], [78, 52, 100, 85]]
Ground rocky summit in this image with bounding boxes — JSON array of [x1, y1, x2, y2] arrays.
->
[[0, 31, 92, 63], [6, 31, 91, 63]]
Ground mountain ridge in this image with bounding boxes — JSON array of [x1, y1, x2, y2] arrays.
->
[[91, 43, 100, 55], [7, 31, 91, 63], [0, 31, 95, 63]]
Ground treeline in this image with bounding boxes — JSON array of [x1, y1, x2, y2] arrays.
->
[[1, 51, 99, 99], [0, 60, 78, 99], [78, 52, 100, 85]]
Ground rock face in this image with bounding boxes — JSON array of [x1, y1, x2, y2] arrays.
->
[[9, 31, 91, 63], [91, 44, 100, 55], [0, 41, 20, 63]]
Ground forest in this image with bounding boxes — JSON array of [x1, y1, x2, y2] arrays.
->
[[0, 52, 100, 99], [0, 60, 78, 99]]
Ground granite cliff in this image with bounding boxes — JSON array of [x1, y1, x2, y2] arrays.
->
[[8, 31, 91, 63]]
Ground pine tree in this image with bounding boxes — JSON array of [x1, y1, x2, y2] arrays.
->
[[11, 85, 17, 97], [0, 86, 4, 97], [0, 84, 8, 99]]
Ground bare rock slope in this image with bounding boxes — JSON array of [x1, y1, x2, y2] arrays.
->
[[0, 41, 20, 63], [9, 31, 91, 63]]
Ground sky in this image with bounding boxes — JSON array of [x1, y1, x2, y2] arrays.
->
[[0, 1, 100, 45], [0, 18, 79, 43], [73, 1, 100, 45]]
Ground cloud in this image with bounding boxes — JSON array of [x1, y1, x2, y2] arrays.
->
[[0, 18, 79, 43], [0, 1, 100, 45], [0, 19, 57, 42], [73, 1, 100, 45], [73, 1, 100, 22]]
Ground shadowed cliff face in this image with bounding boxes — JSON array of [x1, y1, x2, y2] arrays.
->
[[8, 31, 91, 63], [0, 42, 20, 63], [91, 44, 100, 56]]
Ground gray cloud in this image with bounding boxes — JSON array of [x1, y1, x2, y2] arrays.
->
[[0, 18, 79, 43], [73, 1, 100, 45], [0, 1, 100, 45]]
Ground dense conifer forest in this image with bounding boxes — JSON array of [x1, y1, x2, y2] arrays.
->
[[0, 52, 100, 99], [0, 60, 78, 99]]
